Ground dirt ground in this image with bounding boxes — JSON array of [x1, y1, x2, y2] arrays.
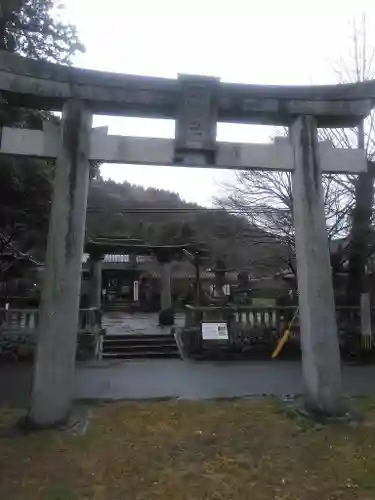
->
[[1, 398, 375, 499]]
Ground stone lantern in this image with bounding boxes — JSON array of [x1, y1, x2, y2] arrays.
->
[[211, 260, 230, 305]]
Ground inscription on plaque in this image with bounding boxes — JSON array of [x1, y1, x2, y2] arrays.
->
[[183, 85, 212, 148], [175, 75, 219, 165]]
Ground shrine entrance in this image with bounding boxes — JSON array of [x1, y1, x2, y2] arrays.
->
[[0, 49, 374, 426], [104, 272, 134, 306], [84, 236, 206, 318]]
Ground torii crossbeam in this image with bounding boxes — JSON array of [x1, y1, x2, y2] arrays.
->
[[0, 125, 367, 173]]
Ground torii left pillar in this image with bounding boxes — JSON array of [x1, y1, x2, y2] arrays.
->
[[28, 100, 93, 428]]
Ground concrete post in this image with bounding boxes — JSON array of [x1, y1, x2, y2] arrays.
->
[[194, 256, 201, 305], [28, 100, 93, 427], [290, 115, 343, 416], [89, 258, 102, 309], [160, 262, 172, 310]]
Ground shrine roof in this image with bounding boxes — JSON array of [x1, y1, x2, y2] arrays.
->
[[84, 237, 207, 256]]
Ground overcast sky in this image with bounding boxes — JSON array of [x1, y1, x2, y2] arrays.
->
[[61, 0, 375, 206]]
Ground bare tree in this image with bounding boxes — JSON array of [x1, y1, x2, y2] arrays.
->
[[217, 15, 375, 285], [323, 14, 375, 305], [217, 166, 351, 271]]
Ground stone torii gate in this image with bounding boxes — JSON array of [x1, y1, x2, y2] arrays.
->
[[0, 50, 373, 427]]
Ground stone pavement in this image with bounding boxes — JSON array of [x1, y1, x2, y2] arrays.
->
[[2, 359, 375, 407], [102, 312, 185, 336], [75, 359, 375, 400]]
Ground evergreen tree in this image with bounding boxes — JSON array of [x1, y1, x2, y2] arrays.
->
[[0, 1, 84, 259], [0, 0, 84, 63]]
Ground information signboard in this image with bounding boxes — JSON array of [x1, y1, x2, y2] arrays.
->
[[201, 322, 229, 340]]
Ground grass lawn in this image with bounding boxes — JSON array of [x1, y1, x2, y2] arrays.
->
[[1, 399, 375, 499]]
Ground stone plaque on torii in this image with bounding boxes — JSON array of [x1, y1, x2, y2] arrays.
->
[[0, 49, 373, 427]]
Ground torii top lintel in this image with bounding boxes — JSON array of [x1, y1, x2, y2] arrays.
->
[[0, 51, 374, 127]]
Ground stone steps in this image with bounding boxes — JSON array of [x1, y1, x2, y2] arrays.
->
[[102, 333, 180, 359], [105, 300, 132, 312]]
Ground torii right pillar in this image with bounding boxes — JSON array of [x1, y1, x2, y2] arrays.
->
[[290, 115, 344, 416]]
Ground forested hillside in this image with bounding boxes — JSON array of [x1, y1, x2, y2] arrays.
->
[[86, 178, 289, 276], [1, 170, 288, 276]]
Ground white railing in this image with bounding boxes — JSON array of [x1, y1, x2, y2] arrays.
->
[[0, 307, 104, 359], [0, 309, 39, 333]]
